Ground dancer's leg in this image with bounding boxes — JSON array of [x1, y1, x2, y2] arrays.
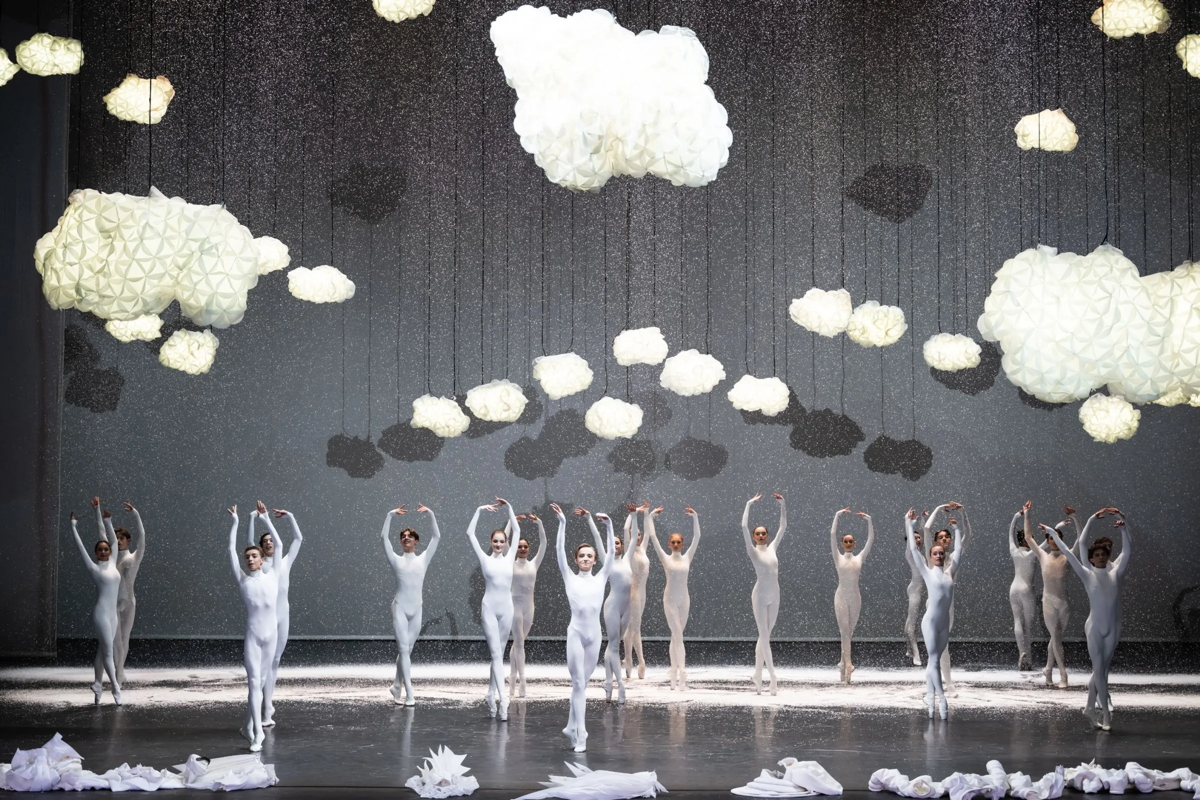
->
[[1096, 628, 1119, 729], [263, 608, 289, 726], [905, 582, 923, 666], [94, 610, 121, 704], [1083, 617, 1102, 727], [843, 591, 862, 684], [629, 593, 647, 679], [675, 596, 691, 689], [243, 637, 266, 751], [664, 604, 684, 689], [921, 615, 948, 719], [115, 599, 135, 684], [603, 600, 628, 702], [509, 603, 527, 698]]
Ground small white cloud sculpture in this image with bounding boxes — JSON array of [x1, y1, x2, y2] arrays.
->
[[287, 265, 356, 303], [158, 329, 218, 375], [532, 352, 593, 399], [374, 0, 436, 22], [846, 301, 907, 348], [103, 74, 175, 124], [789, 288, 854, 337], [105, 314, 163, 343], [584, 396, 643, 439], [411, 395, 471, 438], [254, 236, 291, 275], [0, 48, 19, 87], [15, 33, 84, 76], [490, 6, 732, 191], [613, 326, 669, 366], [1153, 387, 1200, 407], [1091, 0, 1170, 38], [1079, 394, 1140, 443], [465, 379, 527, 422], [515, 762, 667, 800], [404, 746, 478, 799], [659, 348, 725, 396], [923, 334, 982, 372], [727, 374, 790, 416], [1179, 35, 1200, 78], [1014, 109, 1079, 152]]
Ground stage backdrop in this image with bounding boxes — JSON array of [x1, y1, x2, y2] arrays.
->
[[55, 0, 1200, 644]]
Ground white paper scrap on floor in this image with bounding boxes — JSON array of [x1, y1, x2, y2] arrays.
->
[[514, 762, 667, 800], [731, 758, 844, 797], [869, 760, 1200, 800]]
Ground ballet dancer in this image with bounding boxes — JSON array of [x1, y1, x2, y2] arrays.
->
[[70, 498, 121, 705], [579, 505, 637, 703], [1045, 508, 1131, 731], [226, 505, 279, 752], [509, 511, 546, 698], [1029, 506, 1080, 688], [648, 505, 701, 691], [555, 503, 615, 752], [905, 507, 961, 719], [1007, 501, 1037, 671], [248, 502, 303, 728], [624, 503, 651, 680], [381, 503, 441, 706], [924, 503, 969, 690], [465, 497, 521, 720], [103, 502, 145, 684], [830, 507, 874, 684], [740, 492, 788, 694], [903, 519, 926, 666]]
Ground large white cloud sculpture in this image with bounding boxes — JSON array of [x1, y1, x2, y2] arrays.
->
[[1143, 261, 1200, 400], [923, 333, 982, 372], [15, 33, 83, 76], [411, 394, 471, 438], [465, 379, 527, 422], [373, 0, 435, 22], [254, 236, 291, 275], [788, 288, 854, 337], [1079, 394, 1140, 443], [1014, 109, 1079, 152], [1179, 35, 1200, 78], [158, 329, 218, 375], [613, 326, 669, 366], [659, 348, 725, 396], [846, 301, 907, 348], [0, 49, 19, 87], [105, 314, 163, 343], [35, 187, 261, 329], [287, 265, 356, 303], [532, 352, 593, 399], [490, 6, 733, 191], [1091, 0, 1170, 38], [103, 74, 175, 124], [727, 374, 790, 416], [585, 396, 643, 439]]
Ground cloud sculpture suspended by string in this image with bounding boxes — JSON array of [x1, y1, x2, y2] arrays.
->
[[411, 394, 471, 438], [923, 334, 982, 372], [613, 326, 669, 366], [727, 374, 790, 416], [373, 0, 436, 22], [931, 341, 1002, 395], [585, 396, 644, 439], [533, 352, 594, 399], [254, 236, 291, 275], [158, 329, 218, 375], [1154, 387, 1200, 406], [465, 379, 528, 423], [15, 33, 84, 75], [490, 6, 733, 191], [1143, 261, 1200, 399], [1014, 109, 1079, 152], [1179, 35, 1200, 78], [287, 265, 356, 303], [846, 301, 907, 348], [105, 314, 163, 343], [659, 348, 725, 396], [789, 288, 854, 337], [103, 74, 175, 124], [1091, 0, 1170, 38], [0, 49, 19, 86], [1079, 394, 1141, 443]]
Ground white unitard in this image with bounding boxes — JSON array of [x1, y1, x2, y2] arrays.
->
[[105, 509, 145, 685], [924, 504, 968, 689], [1006, 508, 1037, 671], [903, 531, 926, 667], [648, 510, 701, 691], [741, 496, 788, 694], [831, 510, 874, 684], [1029, 516, 1079, 687], [509, 515, 546, 698], [623, 511, 651, 680], [558, 509, 615, 752], [585, 511, 637, 703], [465, 502, 521, 719], [381, 509, 441, 706], [906, 513, 961, 719], [228, 511, 280, 751], [72, 508, 121, 704], [251, 511, 303, 727]]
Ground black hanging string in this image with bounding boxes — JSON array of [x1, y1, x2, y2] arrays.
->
[[1140, 37, 1148, 272], [1034, 0, 1043, 245], [603, 193, 609, 393], [1100, 28, 1111, 244], [625, 184, 633, 399], [568, 194, 575, 352], [1113, 41, 1122, 248], [809, 37, 818, 406], [770, 22, 777, 376], [481, 73, 488, 384], [451, 6, 460, 396], [540, 181, 547, 356], [147, 0, 155, 187], [425, 130, 433, 396], [219, 0, 227, 203], [367, 228, 373, 437], [1191, 0, 1198, 262], [934, 9, 942, 333]]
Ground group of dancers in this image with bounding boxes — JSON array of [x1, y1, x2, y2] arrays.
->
[[68, 493, 1133, 754]]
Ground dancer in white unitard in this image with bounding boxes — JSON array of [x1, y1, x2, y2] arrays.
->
[[71, 499, 121, 705], [648, 505, 701, 691], [830, 507, 874, 684], [509, 512, 546, 698], [924, 503, 968, 690], [1006, 501, 1037, 671], [1029, 506, 1080, 688], [226, 505, 279, 752], [249, 502, 302, 728], [555, 503, 615, 752], [580, 506, 637, 703], [104, 502, 145, 684], [903, 518, 927, 666], [905, 508, 960, 719], [380, 504, 441, 706], [1046, 507, 1130, 731], [465, 497, 521, 720], [624, 503, 651, 680], [741, 492, 788, 694]]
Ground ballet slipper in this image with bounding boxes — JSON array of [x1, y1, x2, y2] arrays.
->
[[519, 682, 527, 698], [938, 696, 948, 720], [249, 739, 263, 753], [262, 705, 275, 726], [1100, 708, 1112, 731], [112, 685, 122, 706], [498, 697, 509, 721], [618, 684, 626, 704], [92, 681, 103, 704], [389, 685, 405, 705], [844, 664, 855, 684], [923, 694, 934, 718], [572, 731, 587, 753], [768, 673, 778, 695], [240, 724, 254, 743], [753, 669, 763, 695], [638, 663, 646, 680], [486, 693, 497, 717]]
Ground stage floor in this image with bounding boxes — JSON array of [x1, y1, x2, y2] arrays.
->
[[3, 664, 1199, 798]]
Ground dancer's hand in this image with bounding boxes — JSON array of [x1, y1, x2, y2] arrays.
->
[[273, 509, 290, 518], [102, 509, 112, 519], [549, 503, 564, 519], [1106, 506, 1122, 517], [1023, 500, 1032, 512], [638, 502, 651, 512], [948, 516, 958, 526], [1038, 523, 1051, 532], [838, 507, 851, 515], [527, 512, 539, 521], [947, 501, 963, 510], [123, 501, 135, 513], [391, 507, 406, 516], [907, 508, 917, 520], [256, 501, 267, 515], [922, 509, 930, 517], [91, 496, 100, 508], [596, 513, 610, 522], [856, 511, 870, 519], [749, 493, 762, 503], [774, 493, 784, 501], [651, 506, 663, 516], [494, 497, 508, 507], [1094, 509, 1107, 519], [684, 506, 696, 516], [482, 504, 498, 513], [1114, 519, 1126, 528], [627, 503, 638, 512], [574, 507, 589, 516], [70, 511, 77, 521], [516, 514, 526, 520], [228, 505, 238, 517], [1064, 505, 1075, 516]]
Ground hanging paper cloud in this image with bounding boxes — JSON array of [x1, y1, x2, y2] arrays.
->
[[405, 746, 478, 798], [1078, 394, 1140, 443], [659, 348, 725, 396], [254, 237, 290, 275], [922, 333, 982, 372], [1153, 387, 1200, 407], [103, 74, 175, 124], [1091, 0, 1170, 38], [584, 396, 643, 439], [1179, 35, 1200, 78], [158, 329, 218, 375], [532, 352, 594, 399], [105, 314, 163, 343], [1014, 109, 1079, 152], [490, 6, 733, 191], [374, 0, 436, 23], [613, 326, 669, 366], [846, 301, 907, 348], [1143, 261, 1200, 401], [465, 379, 528, 422], [15, 33, 83, 76], [789, 288, 854, 337], [0, 48, 19, 86], [287, 265, 356, 304], [727, 375, 790, 416], [411, 394, 471, 438]]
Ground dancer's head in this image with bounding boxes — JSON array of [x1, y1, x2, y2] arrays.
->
[[1088, 537, 1114, 568], [243, 545, 264, 571], [614, 535, 625, 556], [516, 538, 530, 559], [911, 530, 923, 550], [1015, 528, 1028, 549], [258, 533, 276, 557], [934, 529, 952, 549], [929, 544, 947, 567], [1045, 526, 1062, 552], [574, 542, 596, 572], [668, 532, 685, 553], [490, 529, 507, 554], [114, 528, 131, 551], [94, 540, 111, 561], [752, 526, 769, 546], [841, 533, 856, 553], [400, 528, 419, 554]]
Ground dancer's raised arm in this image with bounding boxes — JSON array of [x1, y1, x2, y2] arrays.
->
[[380, 506, 407, 566], [419, 505, 441, 561], [857, 512, 875, 560], [684, 507, 701, 558], [528, 513, 547, 569], [496, 498, 520, 564], [905, 509, 933, 582], [465, 503, 496, 562], [71, 513, 101, 574], [741, 494, 762, 557], [595, 513, 616, 580], [124, 502, 146, 566], [1112, 515, 1132, 579], [831, 508, 850, 560], [646, 506, 669, 561], [923, 503, 950, 560], [92, 497, 112, 549], [771, 494, 788, 552], [227, 506, 242, 579], [275, 509, 303, 568], [254, 504, 282, 570], [1007, 504, 1027, 558], [553, 503, 571, 579], [578, 508, 608, 562]]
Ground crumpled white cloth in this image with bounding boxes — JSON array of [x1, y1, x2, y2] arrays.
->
[[1006, 766, 1064, 800], [869, 768, 945, 798], [733, 759, 843, 797], [1065, 762, 1200, 797], [514, 762, 666, 800], [872, 762, 1198, 800], [940, 762, 1007, 800], [174, 753, 279, 791]]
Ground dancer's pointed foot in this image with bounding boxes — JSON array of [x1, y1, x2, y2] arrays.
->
[[498, 697, 509, 721], [938, 697, 948, 720], [240, 724, 254, 743], [923, 694, 933, 718], [92, 682, 103, 704], [262, 704, 275, 726], [604, 681, 613, 703], [519, 684, 527, 698], [1018, 654, 1032, 671], [912, 653, 922, 667], [1043, 666, 1054, 686], [249, 737, 263, 753], [768, 674, 778, 696], [1057, 679, 1069, 690], [843, 663, 855, 684], [389, 685, 405, 705], [618, 685, 626, 704], [262, 717, 275, 728], [1084, 705, 1102, 728], [486, 693, 497, 718], [753, 670, 763, 695], [638, 663, 646, 680], [112, 685, 122, 706], [1100, 708, 1112, 731], [404, 697, 416, 707]]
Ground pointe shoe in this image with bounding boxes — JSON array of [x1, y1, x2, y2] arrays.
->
[[1084, 706, 1102, 728], [768, 675, 778, 696], [638, 663, 646, 680], [753, 671, 763, 695], [605, 682, 613, 703], [923, 694, 933, 718], [240, 724, 254, 743], [844, 664, 855, 685], [262, 705, 275, 727], [498, 697, 509, 721], [1043, 666, 1054, 686], [404, 697, 416, 707], [1018, 655, 1032, 671], [249, 737, 263, 753], [92, 682, 103, 705], [519, 684, 527, 698], [938, 697, 948, 720], [912, 653, 922, 667], [573, 732, 587, 753], [486, 694, 497, 718], [112, 685, 122, 706], [1100, 709, 1112, 731], [618, 684, 626, 704], [389, 685, 405, 705]]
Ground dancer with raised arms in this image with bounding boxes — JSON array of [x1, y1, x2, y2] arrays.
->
[[71, 498, 122, 705], [1029, 506, 1080, 688], [1006, 501, 1037, 671], [648, 505, 701, 691], [103, 501, 145, 685], [465, 497, 521, 721], [509, 511, 546, 698], [924, 503, 969, 689], [740, 492, 787, 694], [624, 503, 652, 681], [830, 507, 874, 684], [381, 503, 441, 706], [249, 502, 303, 729], [902, 512, 927, 666], [906, 506, 963, 719], [579, 505, 637, 703]]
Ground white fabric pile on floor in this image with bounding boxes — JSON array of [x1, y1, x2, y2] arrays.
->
[[1065, 762, 1200, 798], [732, 758, 844, 797], [870, 761, 1200, 800], [405, 746, 479, 798], [0, 733, 277, 792], [514, 762, 666, 800]]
